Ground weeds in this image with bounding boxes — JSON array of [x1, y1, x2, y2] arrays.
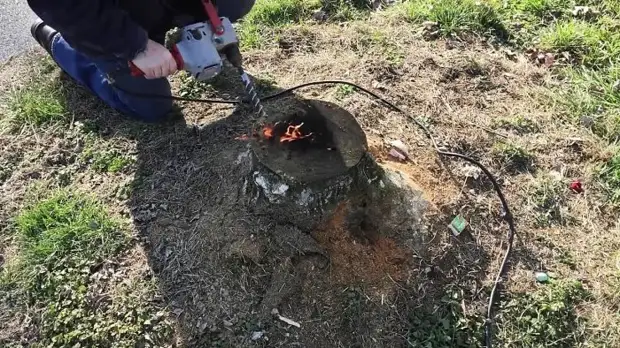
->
[[398, 0, 506, 37], [335, 84, 357, 99], [81, 147, 134, 174], [5, 83, 67, 129], [321, 0, 370, 21], [497, 279, 589, 347], [407, 287, 483, 347], [558, 66, 620, 140], [538, 20, 616, 69], [12, 190, 126, 272], [598, 150, 620, 203], [351, 26, 405, 64], [0, 189, 172, 347], [511, 0, 569, 20], [493, 142, 535, 173], [177, 71, 211, 98], [246, 0, 320, 25], [239, 0, 321, 48], [527, 175, 570, 227], [253, 73, 279, 94]]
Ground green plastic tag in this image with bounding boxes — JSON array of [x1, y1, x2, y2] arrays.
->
[[449, 215, 467, 236]]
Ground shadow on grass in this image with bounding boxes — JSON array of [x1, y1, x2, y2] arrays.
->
[[50, 67, 539, 347]]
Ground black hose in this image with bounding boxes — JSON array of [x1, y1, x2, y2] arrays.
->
[[114, 79, 515, 348]]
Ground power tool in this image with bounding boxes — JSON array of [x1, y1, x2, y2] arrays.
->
[[128, 0, 266, 118]]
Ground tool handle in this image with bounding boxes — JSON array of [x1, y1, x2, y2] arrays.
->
[[202, 0, 224, 35], [129, 45, 184, 77]]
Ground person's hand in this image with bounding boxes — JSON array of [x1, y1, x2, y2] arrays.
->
[[131, 39, 178, 79]]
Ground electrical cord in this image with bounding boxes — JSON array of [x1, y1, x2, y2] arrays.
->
[[115, 79, 516, 348]]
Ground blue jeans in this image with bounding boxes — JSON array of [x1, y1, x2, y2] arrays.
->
[[51, 35, 173, 123]]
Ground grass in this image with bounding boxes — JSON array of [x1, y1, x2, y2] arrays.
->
[[335, 84, 357, 99], [527, 174, 570, 227], [177, 71, 211, 98], [81, 145, 135, 174], [351, 26, 405, 65], [4, 83, 67, 129], [497, 279, 589, 347], [0, 189, 172, 347], [396, 0, 506, 37], [3, 0, 620, 345], [493, 142, 536, 173], [558, 66, 620, 140], [407, 287, 482, 347], [510, 0, 569, 19], [321, 0, 371, 21], [12, 190, 125, 266], [238, 0, 321, 49], [493, 115, 540, 134], [599, 150, 620, 203], [538, 20, 620, 69]]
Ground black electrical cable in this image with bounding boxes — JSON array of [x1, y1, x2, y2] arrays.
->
[[115, 79, 516, 348]]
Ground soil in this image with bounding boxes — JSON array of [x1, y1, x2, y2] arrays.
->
[[312, 201, 413, 286]]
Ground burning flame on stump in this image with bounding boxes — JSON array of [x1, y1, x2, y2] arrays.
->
[[262, 121, 313, 143], [234, 121, 315, 144]]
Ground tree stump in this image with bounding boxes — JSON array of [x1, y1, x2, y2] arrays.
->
[[244, 99, 429, 248]]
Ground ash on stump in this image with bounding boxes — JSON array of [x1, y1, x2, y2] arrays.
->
[[244, 99, 429, 248]]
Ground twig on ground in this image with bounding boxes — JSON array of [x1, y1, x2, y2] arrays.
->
[[277, 314, 301, 328]]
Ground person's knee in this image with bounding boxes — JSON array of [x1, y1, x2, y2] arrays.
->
[[107, 74, 175, 123], [131, 98, 174, 123]]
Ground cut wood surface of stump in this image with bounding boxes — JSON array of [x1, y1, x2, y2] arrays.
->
[[244, 98, 430, 253]]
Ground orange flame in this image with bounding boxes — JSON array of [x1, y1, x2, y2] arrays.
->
[[262, 121, 280, 140], [280, 122, 313, 143]]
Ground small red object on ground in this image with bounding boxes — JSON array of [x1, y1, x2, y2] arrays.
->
[[570, 180, 584, 193]]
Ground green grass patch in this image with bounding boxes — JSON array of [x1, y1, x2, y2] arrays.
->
[[239, 0, 321, 48], [81, 146, 134, 174], [335, 84, 357, 99], [246, 0, 321, 26], [598, 150, 620, 203], [527, 174, 570, 227], [0, 189, 173, 347], [557, 66, 620, 140], [538, 19, 620, 69], [253, 73, 279, 94], [493, 142, 536, 173], [407, 287, 483, 347], [397, 0, 506, 37], [322, 0, 371, 21], [350, 26, 405, 65], [497, 279, 589, 347], [11, 190, 127, 273], [177, 71, 211, 98], [510, 0, 570, 19], [4, 83, 67, 129]]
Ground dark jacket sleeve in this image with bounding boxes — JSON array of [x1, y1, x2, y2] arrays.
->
[[27, 0, 149, 60]]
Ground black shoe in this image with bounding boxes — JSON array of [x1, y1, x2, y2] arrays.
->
[[30, 18, 58, 56]]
